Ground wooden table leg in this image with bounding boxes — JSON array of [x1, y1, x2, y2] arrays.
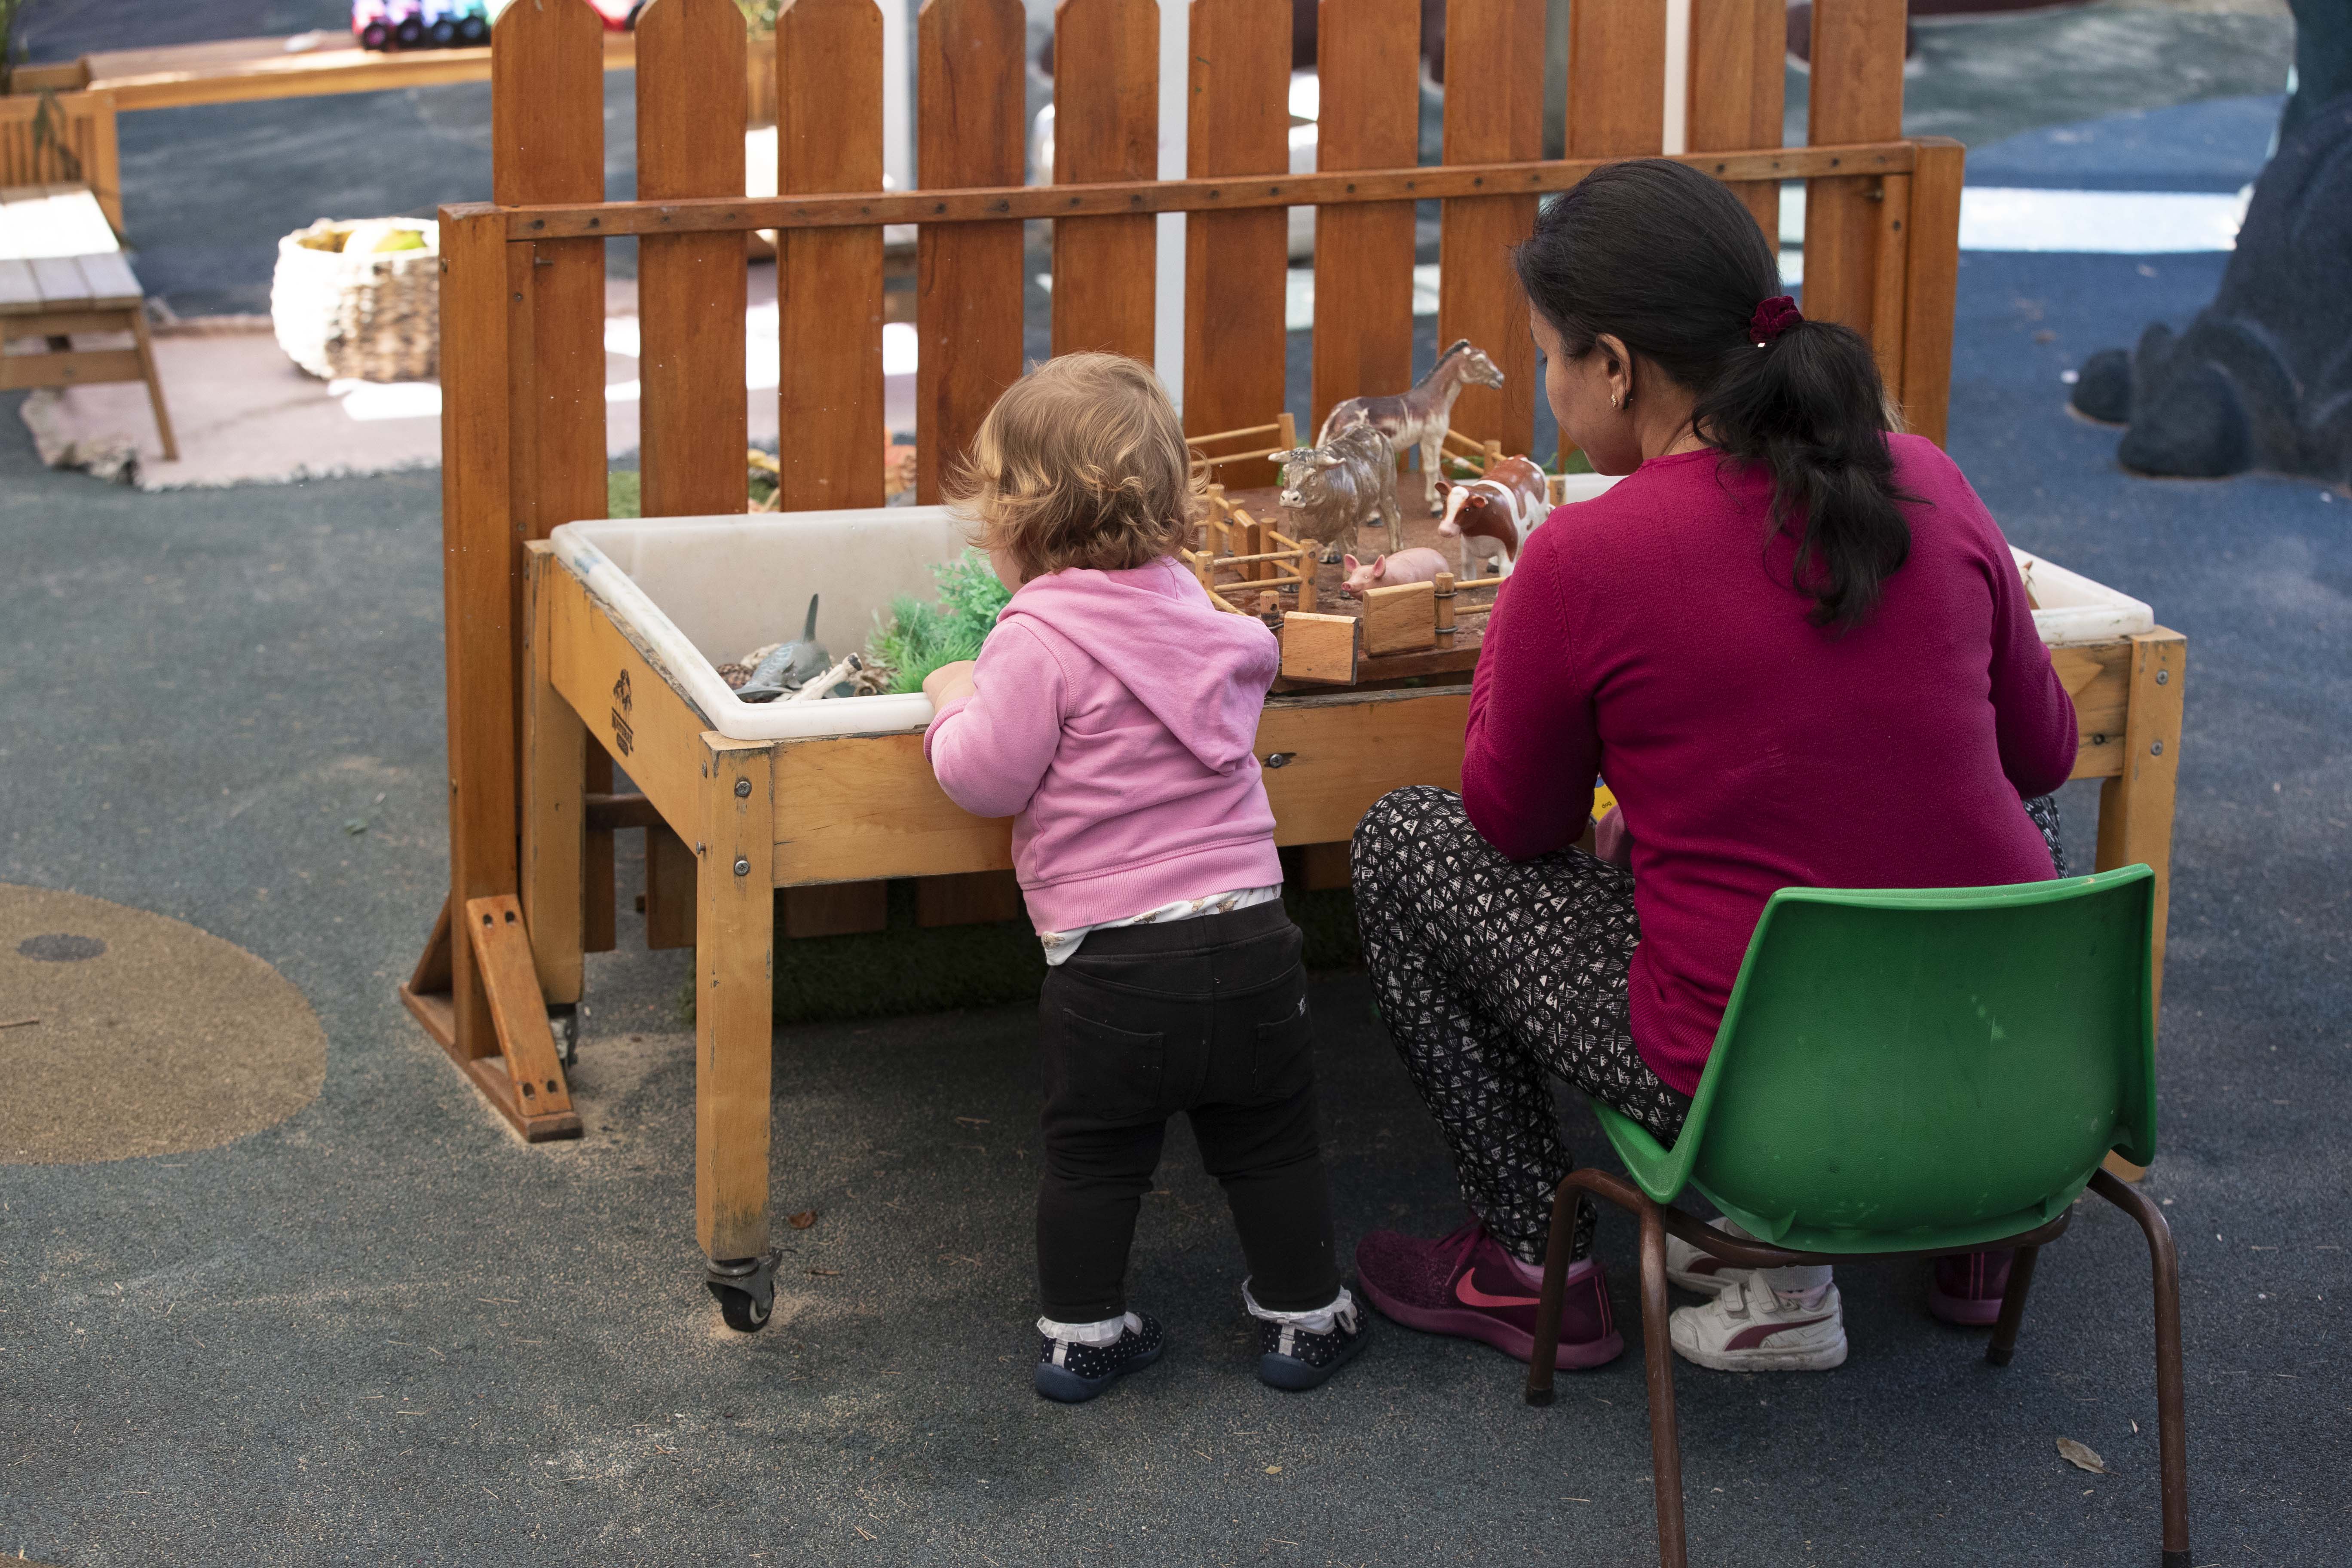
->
[[128, 304, 178, 461], [2096, 627, 2186, 1181], [522, 546, 586, 1007], [696, 734, 776, 1265]]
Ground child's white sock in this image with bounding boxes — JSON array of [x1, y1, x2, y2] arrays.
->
[[1242, 1280, 1357, 1334], [1037, 1311, 1140, 1345]]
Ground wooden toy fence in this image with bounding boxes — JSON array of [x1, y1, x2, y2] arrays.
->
[[409, 0, 1957, 1100]]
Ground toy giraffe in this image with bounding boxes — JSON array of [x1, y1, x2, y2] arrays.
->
[[1316, 340, 1506, 515]]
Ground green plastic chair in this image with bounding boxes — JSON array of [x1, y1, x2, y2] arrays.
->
[[1523, 867, 2189, 1568]]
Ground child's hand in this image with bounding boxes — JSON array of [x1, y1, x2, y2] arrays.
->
[[1592, 805, 1633, 868], [922, 660, 978, 708]]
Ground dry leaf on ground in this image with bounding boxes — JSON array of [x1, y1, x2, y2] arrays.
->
[[788, 1210, 818, 1230], [2057, 1437, 2113, 1475]]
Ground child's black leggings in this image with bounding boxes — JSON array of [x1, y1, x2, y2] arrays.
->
[[1035, 901, 1341, 1323], [1351, 785, 2066, 1266]]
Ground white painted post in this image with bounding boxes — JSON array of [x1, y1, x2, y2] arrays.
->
[[1152, 0, 1187, 408], [883, 0, 913, 192], [1662, 0, 1691, 157]]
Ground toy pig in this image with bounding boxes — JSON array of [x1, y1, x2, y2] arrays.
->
[[1340, 547, 1452, 597]]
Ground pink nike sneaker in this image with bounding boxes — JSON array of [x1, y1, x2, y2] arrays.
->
[[1928, 1248, 2015, 1327], [1355, 1219, 1624, 1369]]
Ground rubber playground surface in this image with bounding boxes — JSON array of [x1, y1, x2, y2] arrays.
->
[[3, 5, 2346, 1564]]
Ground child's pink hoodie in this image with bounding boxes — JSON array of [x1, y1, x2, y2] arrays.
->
[[923, 554, 1282, 931]]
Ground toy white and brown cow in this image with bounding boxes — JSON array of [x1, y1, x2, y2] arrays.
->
[[1435, 455, 1549, 582], [1272, 422, 1406, 565], [1316, 339, 1506, 516]]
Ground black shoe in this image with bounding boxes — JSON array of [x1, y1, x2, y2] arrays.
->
[[1034, 1311, 1166, 1403], [1256, 1292, 1371, 1392]]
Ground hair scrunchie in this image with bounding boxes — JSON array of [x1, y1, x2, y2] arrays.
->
[[1750, 295, 1803, 346]]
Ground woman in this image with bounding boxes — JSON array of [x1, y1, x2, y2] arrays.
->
[[1349, 159, 2075, 1374]]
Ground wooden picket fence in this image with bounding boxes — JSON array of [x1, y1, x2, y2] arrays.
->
[[413, 0, 1957, 1069]]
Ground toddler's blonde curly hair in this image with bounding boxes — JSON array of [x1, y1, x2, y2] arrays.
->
[[949, 352, 1203, 582]]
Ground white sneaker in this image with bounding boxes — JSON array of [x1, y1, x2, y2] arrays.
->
[[1668, 1274, 1848, 1372], [1665, 1231, 1755, 1297]]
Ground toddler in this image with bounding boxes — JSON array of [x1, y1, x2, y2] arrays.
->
[[921, 352, 1366, 1402]]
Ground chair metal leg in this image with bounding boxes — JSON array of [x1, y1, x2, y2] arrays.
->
[[1524, 1189, 1580, 1410], [1524, 1176, 1583, 1406], [1639, 1200, 1688, 1568], [1987, 1243, 2040, 1367], [2092, 1169, 2191, 1568]]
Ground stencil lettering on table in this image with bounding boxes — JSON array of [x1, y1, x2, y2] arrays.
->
[[611, 669, 635, 756]]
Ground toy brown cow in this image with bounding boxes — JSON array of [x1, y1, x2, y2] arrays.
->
[[1272, 422, 1405, 565], [1317, 340, 1506, 515], [1434, 455, 1549, 582]]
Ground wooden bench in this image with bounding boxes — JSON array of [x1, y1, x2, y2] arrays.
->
[[0, 183, 176, 459]]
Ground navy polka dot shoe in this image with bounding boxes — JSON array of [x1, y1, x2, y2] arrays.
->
[[1252, 1286, 1371, 1392], [1033, 1311, 1166, 1403]]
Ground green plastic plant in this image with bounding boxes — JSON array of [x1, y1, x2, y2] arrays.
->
[[869, 549, 1011, 695]]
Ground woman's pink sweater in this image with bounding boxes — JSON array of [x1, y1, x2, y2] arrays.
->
[[924, 554, 1283, 931], [1466, 435, 2077, 1096]]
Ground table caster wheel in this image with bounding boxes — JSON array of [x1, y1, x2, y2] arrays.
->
[[705, 1252, 779, 1334], [547, 1004, 579, 1068]]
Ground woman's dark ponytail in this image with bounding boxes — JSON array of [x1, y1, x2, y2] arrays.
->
[[1512, 159, 1914, 631]]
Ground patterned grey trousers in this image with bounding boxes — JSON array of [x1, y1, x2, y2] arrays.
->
[[1352, 785, 2066, 1264]]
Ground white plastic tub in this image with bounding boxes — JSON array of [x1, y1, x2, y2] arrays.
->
[[552, 508, 971, 741], [2012, 548, 2154, 645], [550, 507, 2154, 743]]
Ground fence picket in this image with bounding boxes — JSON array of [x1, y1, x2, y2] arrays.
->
[[1801, 0, 1906, 340], [777, 0, 886, 509], [489, 0, 611, 1020], [438, 209, 521, 1061], [1438, 0, 1544, 460], [1687, 0, 1785, 246], [1311, 0, 1419, 440], [637, 0, 748, 519], [442, 0, 604, 1060], [1898, 138, 1964, 444], [1568, 0, 1666, 157], [916, 0, 1028, 503], [491, 0, 605, 552], [1183, 0, 1289, 485], [1051, 0, 1158, 361]]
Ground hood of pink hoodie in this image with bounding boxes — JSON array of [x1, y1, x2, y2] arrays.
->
[[997, 555, 1277, 775]]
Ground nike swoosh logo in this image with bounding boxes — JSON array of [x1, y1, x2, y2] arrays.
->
[[1455, 1274, 1539, 1310], [1725, 1314, 1831, 1351]]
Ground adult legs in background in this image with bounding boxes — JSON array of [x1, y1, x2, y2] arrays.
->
[[1351, 785, 1687, 1261], [1348, 786, 1689, 1369]]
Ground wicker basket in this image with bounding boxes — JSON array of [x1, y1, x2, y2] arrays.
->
[[270, 217, 441, 383]]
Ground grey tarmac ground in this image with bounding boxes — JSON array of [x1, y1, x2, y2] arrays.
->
[[3, 3, 2347, 1565]]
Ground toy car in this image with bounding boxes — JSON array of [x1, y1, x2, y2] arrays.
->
[[351, 0, 429, 50], [424, 0, 492, 47]]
